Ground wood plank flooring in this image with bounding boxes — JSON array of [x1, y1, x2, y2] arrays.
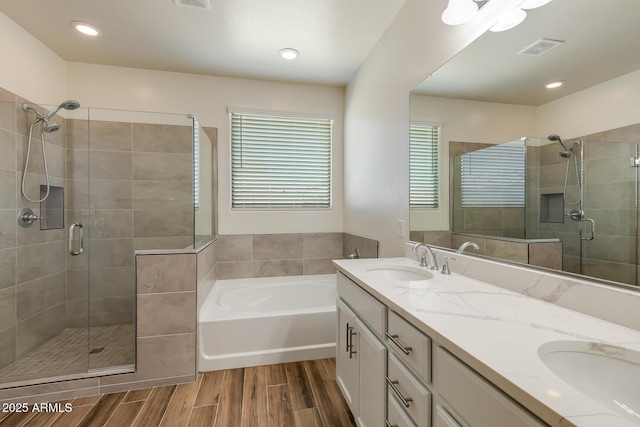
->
[[0, 358, 356, 427]]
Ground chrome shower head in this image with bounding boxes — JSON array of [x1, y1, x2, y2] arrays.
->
[[43, 121, 61, 133], [45, 100, 81, 119], [548, 134, 572, 157]]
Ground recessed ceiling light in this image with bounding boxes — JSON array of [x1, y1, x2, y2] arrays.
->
[[279, 48, 299, 60], [546, 81, 564, 89], [70, 21, 101, 37]]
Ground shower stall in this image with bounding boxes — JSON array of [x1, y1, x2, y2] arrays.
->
[[451, 135, 639, 286], [0, 99, 213, 388]]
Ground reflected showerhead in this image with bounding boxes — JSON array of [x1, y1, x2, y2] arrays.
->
[[45, 99, 81, 119], [548, 134, 572, 157]]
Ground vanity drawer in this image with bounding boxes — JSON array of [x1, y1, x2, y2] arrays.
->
[[388, 392, 418, 427], [434, 346, 546, 427], [337, 271, 386, 337], [388, 353, 431, 427], [387, 310, 431, 384]]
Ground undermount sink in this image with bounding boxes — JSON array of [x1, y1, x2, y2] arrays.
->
[[365, 265, 433, 281], [538, 340, 640, 422]]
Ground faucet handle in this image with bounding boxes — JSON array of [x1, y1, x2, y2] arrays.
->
[[441, 257, 455, 275]]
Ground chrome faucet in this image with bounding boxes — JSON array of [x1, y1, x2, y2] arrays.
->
[[456, 241, 479, 254], [412, 243, 438, 270]]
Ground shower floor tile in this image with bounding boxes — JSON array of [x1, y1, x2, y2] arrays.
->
[[0, 324, 135, 384]]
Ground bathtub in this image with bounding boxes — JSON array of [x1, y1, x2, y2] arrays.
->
[[198, 274, 336, 371]]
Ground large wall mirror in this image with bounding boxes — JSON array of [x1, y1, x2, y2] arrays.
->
[[409, 0, 640, 288]]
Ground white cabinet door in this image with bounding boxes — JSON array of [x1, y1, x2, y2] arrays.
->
[[337, 298, 359, 415], [355, 316, 387, 427]]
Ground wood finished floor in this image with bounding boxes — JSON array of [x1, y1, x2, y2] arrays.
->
[[0, 358, 356, 427]]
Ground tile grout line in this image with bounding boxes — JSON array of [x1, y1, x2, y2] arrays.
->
[[155, 384, 178, 427]]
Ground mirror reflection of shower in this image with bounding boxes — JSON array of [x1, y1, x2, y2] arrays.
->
[[548, 134, 581, 205], [21, 100, 81, 202]]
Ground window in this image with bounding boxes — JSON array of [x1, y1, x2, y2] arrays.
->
[[230, 110, 332, 209], [410, 124, 441, 208], [460, 140, 526, 207]]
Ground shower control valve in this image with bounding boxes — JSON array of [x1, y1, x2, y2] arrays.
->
[[18, 208, 44, 228]]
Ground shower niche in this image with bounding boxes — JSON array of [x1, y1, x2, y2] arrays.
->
[[1, 96, 212, 389], [540, 193, 564, 224]]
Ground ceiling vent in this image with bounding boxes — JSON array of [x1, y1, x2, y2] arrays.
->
[[175, 0, 210, 9], [518, 38, 564, 56]]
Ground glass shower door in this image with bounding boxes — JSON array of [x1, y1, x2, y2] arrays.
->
[[580, 140, 639, 285]]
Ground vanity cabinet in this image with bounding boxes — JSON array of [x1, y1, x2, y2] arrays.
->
[[336, 272, 387, 426], [433, 346, 546, 427]]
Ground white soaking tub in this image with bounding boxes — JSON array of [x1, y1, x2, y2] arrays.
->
[[198, 274, 336, 371]]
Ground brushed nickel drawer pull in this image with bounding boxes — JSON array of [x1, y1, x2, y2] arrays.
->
[[386, 332, 413, 355], [386, 377, 413, 408], [345, 322, 350, 353]]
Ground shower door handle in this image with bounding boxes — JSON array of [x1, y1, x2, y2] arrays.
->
[[69, 223, 84, 255], [581, 218, 595, 241]]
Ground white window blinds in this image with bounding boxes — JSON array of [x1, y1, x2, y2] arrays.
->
[[230, 112, 332, 209], [461, 140, 526, 207], [410, 124, 440, 208]]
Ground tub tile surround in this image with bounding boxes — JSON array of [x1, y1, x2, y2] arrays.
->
[[336, 255, 640, 427], [217, 232, 378, 280]]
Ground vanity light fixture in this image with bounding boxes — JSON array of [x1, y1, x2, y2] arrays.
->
[[279, 48, 299, 60], [70, 21, 101, 36], [441, 0, 478, 26], [546, 80, 564, 89]]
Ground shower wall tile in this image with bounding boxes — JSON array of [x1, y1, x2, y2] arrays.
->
[[88, 210, 134, 238], [88, 180, 133, 210], [303, 233, 343, 259], [133, 236, 193, 250], [65, 149, 88, 180], [90, 151, 133, 180], [0, 288, 16, 330], [0, 170, 15, 208], [253, 234, 302, 260], [0, 210, 17, 250], [0, 326, 15, 370], [89, 296, 135, 326], [16, 272, 65, 321], [133, 152, 192, 181], [0, 248, 16, 290], [137, 254, 196, 294], [16, 240, 65, 284], [132, 181, 192, 210], [132, 124, 192, 153], [196, 239, 217, 284], [133, 209, 192, 238], [88, 121, 133, 151], [65, 118, 90, 150], [0, 128, 16, 171], [137, 292, 196, 337], [16, 220, 65, 246], [90, 267, 135, 297], [217, 235, 252, 262], [89, 238, 134, 268]]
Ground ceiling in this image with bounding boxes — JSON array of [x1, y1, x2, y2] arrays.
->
[[413, 0, 640, 106], [0, 0, 406, 86]]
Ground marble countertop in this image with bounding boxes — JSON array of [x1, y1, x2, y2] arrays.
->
[[333, 257, 640, 427]]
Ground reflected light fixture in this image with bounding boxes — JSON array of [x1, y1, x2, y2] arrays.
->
[[490, 7, 527, 32], [279, 48, 299, 60], [546, 80, 564, 89], [520, 0, 553, 9], [441, 0, 478, 25], [70, 21, 101, 36]]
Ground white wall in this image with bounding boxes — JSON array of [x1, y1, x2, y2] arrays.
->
[[537, 69, 640, 139], [0, 11, 66, 104], [65, 63, 344, 235], [343, 0, 522, 257], [409, 95, 537, 231]]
